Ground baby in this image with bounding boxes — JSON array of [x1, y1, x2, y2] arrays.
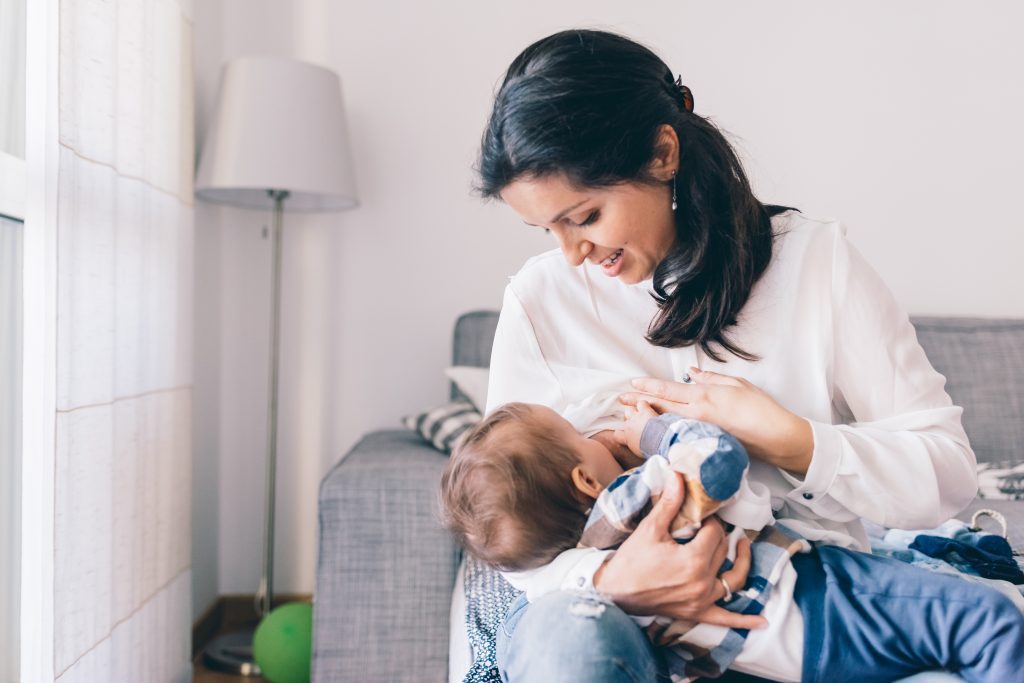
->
[[440, 401, 1024, 683]]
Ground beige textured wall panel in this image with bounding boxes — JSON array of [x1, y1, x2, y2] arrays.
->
[[59, 0, 192, 203], [56, 147, 116, 410], [55, 570, 191, 682], [54, 406, 114, 673], [58, 0, 116, 164], [53, 0, 195, 678], [57, 149, 193, 411], [55, 390, 192, 674]]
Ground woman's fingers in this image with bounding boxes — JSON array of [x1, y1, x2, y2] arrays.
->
[[718, 536, 752, 597], [695, 605, 768, 630], [690, 367, 747, 387], [619, 393, 688, 416], [710, 542, 729, 577], [640, 471, 687, 538], [631, 372, 745, 397], [686, 519, 731, 575], [631, 377, 691, 401]]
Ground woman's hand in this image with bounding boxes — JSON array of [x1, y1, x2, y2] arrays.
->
[[593, 471, 766, 629], [620, 368, 814, 475]]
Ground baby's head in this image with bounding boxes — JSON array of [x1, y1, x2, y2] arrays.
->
[[439, 402, 624, 572]]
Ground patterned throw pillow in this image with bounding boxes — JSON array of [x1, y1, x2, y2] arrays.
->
[[402, 401, 482, 453]]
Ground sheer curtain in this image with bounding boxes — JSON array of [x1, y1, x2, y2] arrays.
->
[[49, 0, 194, 680], [1, 0, 25, 679], [1, 216, 22, 683], [0, 0, 26, 158]]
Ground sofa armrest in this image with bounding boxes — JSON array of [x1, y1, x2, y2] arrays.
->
[[313, 429, 461, 683]]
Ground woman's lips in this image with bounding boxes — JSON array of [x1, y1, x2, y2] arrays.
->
[[601, 248, 624, 276]]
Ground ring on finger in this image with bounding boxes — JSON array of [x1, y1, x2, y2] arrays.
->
[[720, 577, 733, 602]]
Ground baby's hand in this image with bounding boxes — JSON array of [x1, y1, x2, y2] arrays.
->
[[615, 399, 659, 456]]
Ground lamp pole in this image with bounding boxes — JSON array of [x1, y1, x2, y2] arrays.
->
[[195, 55, 359, 676], [255, 188, 289, 618]]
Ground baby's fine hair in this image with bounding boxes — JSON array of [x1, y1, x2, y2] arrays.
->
[[438, 402, 590, 572]]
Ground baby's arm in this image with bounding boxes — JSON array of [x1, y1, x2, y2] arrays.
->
[[619, 408, 774, 535], [501, 548, 613, 602]]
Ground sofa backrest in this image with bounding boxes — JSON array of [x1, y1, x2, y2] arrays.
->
[[911, 317, 1024, 465], [451, 311, 1024, 467]]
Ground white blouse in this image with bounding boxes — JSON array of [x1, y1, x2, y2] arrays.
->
[[484, 210, 978, 591]]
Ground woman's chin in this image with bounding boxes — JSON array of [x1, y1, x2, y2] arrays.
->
[[617, 267, 649, 285]]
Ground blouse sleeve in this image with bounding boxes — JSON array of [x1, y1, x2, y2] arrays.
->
[[779, 227, 978, 529], [485, 283, 565, 414]]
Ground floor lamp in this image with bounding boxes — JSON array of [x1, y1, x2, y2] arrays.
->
[[194, 56, 359, 675]]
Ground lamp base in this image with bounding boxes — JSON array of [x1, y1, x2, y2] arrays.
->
[[202, 629, 262, 677]]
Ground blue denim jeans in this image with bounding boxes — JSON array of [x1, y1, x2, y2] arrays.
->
[[495, 591, 668, 683], [495, 590, 969, 683]]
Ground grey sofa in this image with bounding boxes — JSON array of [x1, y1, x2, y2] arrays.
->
[[312, 312, 1024, 682]]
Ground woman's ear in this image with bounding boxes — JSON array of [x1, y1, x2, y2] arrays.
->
[[571, 465, 603, 500], [649, 124, 680, 181]]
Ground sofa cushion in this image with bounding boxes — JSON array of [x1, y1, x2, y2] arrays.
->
[[912, 317, 1024, 466], [450, 311, 501, 401]]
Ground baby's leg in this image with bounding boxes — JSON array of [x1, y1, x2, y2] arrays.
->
[[496, 591, 667, 683], [792, 545, 1024, 683]]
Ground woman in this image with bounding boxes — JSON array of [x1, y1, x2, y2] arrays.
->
[[474, 29, 977, 682]]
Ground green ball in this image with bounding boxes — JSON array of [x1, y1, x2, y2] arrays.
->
[[252, 602, 313, 683]]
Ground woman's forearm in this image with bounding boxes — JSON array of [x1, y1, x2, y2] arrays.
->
[[768, 413, 814, 476], [620, 372, 815, 475]]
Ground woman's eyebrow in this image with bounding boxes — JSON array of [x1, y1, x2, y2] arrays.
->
[[523, 200, 589, 227], [549, 200, 588, 223]]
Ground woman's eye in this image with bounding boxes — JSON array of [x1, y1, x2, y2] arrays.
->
[[572, 211, 599, 227]]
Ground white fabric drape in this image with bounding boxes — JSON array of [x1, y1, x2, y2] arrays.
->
[[0, 0, 26, 158], [52, 0, 194, 680], [1, 216, 23, 683]]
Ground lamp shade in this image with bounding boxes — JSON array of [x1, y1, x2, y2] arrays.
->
[[195, 56, 359, 212]]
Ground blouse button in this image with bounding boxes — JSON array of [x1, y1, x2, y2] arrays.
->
[[802, 492, 814, 500], [577, 577, 585, 587]]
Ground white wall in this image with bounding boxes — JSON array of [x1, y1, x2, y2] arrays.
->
[[192, 0, 1024, 597], [190, 0, 223, 623]]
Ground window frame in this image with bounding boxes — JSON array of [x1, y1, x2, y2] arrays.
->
[[20, 0, 58, 680], [0, 152, 26, 222]]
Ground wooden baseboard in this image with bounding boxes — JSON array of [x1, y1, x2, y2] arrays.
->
[[192, 599, 226, 657], [192, 593, 313, 657]]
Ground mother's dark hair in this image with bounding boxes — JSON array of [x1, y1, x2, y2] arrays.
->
[[474, 29, 791, 362]]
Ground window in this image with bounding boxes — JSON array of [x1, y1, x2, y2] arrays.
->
[[1, 0, 27, 224], [0, 0, 26, 159], [0, 215, 22, 683], [1, 0, 25, 679]]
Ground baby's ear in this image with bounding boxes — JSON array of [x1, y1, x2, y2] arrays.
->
[[571, 465, 603, 500]]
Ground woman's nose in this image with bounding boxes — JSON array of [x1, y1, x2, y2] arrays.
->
[[553, 230, 592, 267]]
